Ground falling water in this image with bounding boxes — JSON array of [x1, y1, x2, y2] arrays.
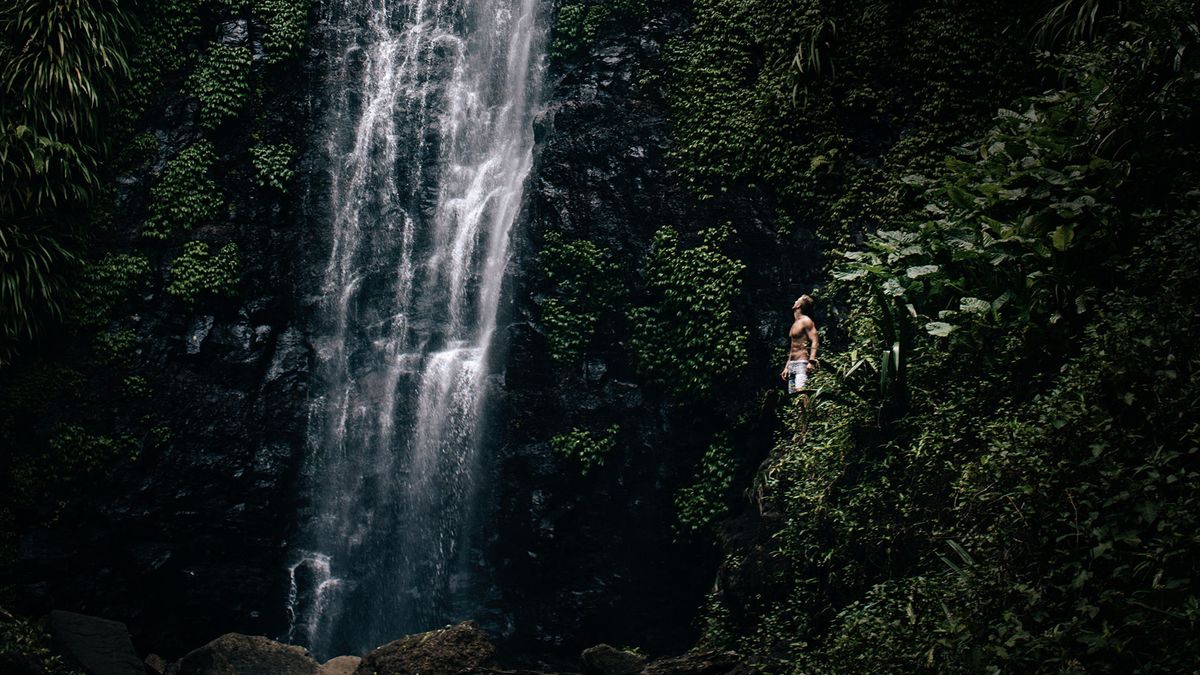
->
[[286, 0, 546, 658]]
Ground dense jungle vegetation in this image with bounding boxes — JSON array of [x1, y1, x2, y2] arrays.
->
[[552, 0, 1200, 670], [2, 0, 1198, 671], [672, 0, 1199, 671]]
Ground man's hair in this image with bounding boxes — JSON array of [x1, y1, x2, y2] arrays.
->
[[793, 294, 814, 314]]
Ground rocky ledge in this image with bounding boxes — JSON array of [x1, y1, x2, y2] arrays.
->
[[1, 610, 761, 675]]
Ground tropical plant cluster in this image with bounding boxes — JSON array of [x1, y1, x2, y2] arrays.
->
[[627, 225, 748, 401], [0, 0, 133, 359], [550, 425, 622, 476], [537, 230, 622, 365], [674, 434, 736, 535], [664, 0, 1200, 670]]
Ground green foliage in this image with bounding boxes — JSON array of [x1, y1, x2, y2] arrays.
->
[[694, 1, 1200, 670], [143, 141, 222, 239], [166, 241, 239, 306], [67, 252, 150, 327], [0, 226, 77, 357], [551, 0, 646, 62], [675, 435, 735, 535], [539, 230, 622, 365], [250, 141, 296, 191], [0, 362, 83, 436], [0, 0, 134, 353], [121, 0, 204, 121], [122, 374, 149, 398], [256, 0, 311, 64], [628, 225, 747, 401], [120, 130, 158, 167], [0, 0, 132, 211], [663, 0, 1031, 217], [551, 425, 619, 476], [9, 424, 138, 510], [188, 43, 251, 128], [92, 328, 136, 365], [0, 613, 76, 674]]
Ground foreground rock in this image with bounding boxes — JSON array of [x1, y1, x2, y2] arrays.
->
[[356, 621, 498, 674], [321, 655, 363, 675], [581, 644, 646, 675], [168, 633, 322, 675], [153, 621, 756, 675], [47, 610, 144, 675]]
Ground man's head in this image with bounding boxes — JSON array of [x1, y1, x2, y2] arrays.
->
[[792, 294, 813, 318]]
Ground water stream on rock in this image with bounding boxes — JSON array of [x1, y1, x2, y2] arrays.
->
[[286, 0, 546, 658]]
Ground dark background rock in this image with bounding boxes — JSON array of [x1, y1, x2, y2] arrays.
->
[[48, 610, 144, 675], [0, 13, 317, 658]]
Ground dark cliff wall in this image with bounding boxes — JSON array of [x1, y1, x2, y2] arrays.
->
[[486, 1, 822, 664], [0, 5, 316, 657]]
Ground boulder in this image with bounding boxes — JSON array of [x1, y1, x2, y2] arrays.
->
[[169, 633, 320, 675], [47, 610, 144, 675], [145, 653, 168, 673], [355, 621, 497, 674], [580, 644, 646, 675], [320, 655, 362, 675]]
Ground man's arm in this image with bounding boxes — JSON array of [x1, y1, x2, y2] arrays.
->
[[805, 319, 819, 372]]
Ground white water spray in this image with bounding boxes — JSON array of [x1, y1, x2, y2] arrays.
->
[[287, 0, 546, 658]]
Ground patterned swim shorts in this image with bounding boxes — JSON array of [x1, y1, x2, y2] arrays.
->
[[787, 360, 809, 394]]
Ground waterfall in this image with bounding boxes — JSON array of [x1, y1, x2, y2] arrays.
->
[[286, 0, 546, 659]]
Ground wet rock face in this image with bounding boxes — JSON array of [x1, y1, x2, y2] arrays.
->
[[3, 19, 316, 659]]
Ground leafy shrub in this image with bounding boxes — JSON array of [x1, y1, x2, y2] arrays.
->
[[550, 425, 619, 476], [93, 328, 137, 366], [166, 241, 240, 306], [250, 141, 296, 191], [256, 0, 311, 64], [628, 225, 747, 401], [0, 613, 74, 674], [143, 141, 222, 239], [68, 252, 151, 327], [538, 230, 622, 365], [8, 425, 138, 510], [675, 435, 735, 535], [188, 43, 251, 128], [120, 130, 159, 167], [121, 0, 204, 121], [0, 0, 132, 209]]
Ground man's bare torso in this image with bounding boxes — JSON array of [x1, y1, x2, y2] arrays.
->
[[788, 316, 814, 361]]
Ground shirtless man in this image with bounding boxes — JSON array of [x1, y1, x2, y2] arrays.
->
[[780, 295, 819, 394]]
